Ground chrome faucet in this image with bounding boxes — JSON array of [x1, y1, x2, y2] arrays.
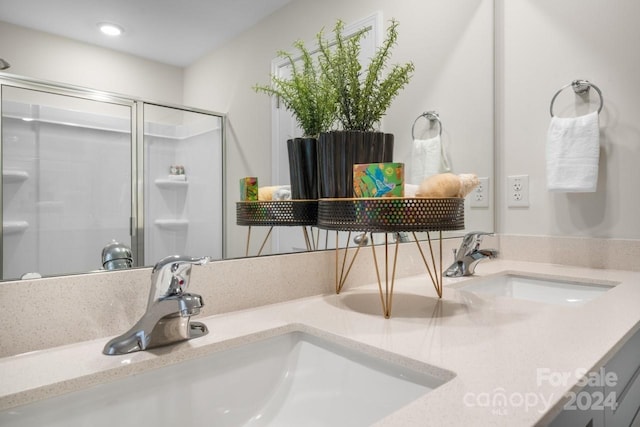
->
[[103, 255, 211, 355], [445, 232, 498, 277]]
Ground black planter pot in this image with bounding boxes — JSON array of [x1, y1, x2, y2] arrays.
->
[[317, 131, 394, 198], [287, 137, 318, 200]]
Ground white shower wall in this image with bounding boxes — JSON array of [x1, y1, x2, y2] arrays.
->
[[143, 114, 223, 265], [2, 96, 224, 280], [2, 100, 131, 279]]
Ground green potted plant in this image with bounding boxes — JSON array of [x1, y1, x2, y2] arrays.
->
[[316, 19, 415, 198], [254, 40, 337, 200]]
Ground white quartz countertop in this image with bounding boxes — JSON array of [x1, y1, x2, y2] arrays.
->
[[1, 260, 639, 426]]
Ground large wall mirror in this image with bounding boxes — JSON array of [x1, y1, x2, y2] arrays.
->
[[0, 0, 494, 281], [1, 78, 225, 280]]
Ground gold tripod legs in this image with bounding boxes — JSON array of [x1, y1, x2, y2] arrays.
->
[[244, 226, 274, 257], [412, 231, 444, 298], [333, 230, 445, 318], [335, 231, 367, 294]]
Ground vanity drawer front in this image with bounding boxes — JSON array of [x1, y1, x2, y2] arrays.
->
[[548, 384, 605, 427], [632, 407, 640, 427], [606, 328, 640, 399], [604, 368, 640, 427], [605, 327, 640, 427]]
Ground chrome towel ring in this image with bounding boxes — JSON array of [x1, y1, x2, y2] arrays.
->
[[549, 79, 603, 117], [412, 111, 442, 140]]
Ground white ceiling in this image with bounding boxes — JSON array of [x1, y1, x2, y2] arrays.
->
[[0, 0, 292, 67]]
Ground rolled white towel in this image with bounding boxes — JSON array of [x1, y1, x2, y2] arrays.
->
[[405, 184, 419, 197], [272, 185, 292, 201], [258, 185, 292, 201]]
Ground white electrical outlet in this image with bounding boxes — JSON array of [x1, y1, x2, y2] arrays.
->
[[470, 177, 490, 208], [507, 175, 529, 208]]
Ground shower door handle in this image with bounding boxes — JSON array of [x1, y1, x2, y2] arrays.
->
[[130, 216, 136, 236]]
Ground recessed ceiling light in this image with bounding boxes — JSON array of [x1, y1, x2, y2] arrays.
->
[[99, 23, 123, 37]]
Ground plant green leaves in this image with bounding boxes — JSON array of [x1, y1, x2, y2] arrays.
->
[[254, 18, 414, 136], [253, 39, 336, 138], [320, 19, 414, 132]]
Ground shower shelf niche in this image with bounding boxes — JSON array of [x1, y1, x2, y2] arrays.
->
[[3, 221, 29, 235], [154, 178, 188, 189], [3, 170, 29, 183], [154, 219, 189, 230]]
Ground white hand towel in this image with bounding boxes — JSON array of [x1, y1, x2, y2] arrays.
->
[[272, 185, 292, 201], [546, 111, 600, 192], [410, 135, 451, 184]]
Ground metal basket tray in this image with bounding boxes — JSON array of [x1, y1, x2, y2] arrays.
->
[[317, 197, 464, 232], [236, 200, 318, 226]]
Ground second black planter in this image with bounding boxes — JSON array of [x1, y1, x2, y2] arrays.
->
[[287, 137, 318, 200], [317, 131, 394, 198]]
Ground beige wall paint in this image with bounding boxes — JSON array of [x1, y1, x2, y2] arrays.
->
[[183, 0, 494, 258], [496, 0, 640, 239], [0, 21, 184, 104]]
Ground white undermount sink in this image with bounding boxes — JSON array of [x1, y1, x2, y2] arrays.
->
[[455, 272, 616, 306], [0, 329, 452, 427]]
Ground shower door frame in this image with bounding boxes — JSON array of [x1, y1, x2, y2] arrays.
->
[[137, 101, 227, 266], [0, 74, 226, 279]]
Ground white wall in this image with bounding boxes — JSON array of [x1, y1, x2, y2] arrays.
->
[[497, 0, 640, 239], [0, 21, 184, 104], [183, 0, 494, 258], [6, 0, 635, 255], [1, 3, 494, 261]]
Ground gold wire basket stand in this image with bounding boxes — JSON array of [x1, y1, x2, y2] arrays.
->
[[317, 197, 465, 318], [236, 200, 318, 256]]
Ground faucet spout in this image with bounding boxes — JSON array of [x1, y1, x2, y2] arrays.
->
[[103, 255, 210, 355]]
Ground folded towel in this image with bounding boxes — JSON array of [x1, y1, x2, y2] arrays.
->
[[410, 135, 451, 184], [405, 183, 419, 197], [546, 111, 600, 192], [272, 185, 292, 201], [258, 185, 292, 201]]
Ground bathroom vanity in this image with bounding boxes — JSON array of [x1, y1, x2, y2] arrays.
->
[[0, 257, 639, 426]]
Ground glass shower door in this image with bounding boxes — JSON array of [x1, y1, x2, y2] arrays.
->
[[1, 85, 133, 280], [143, 104, 223, 264]]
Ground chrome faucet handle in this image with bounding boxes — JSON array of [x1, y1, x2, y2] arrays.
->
[[446, 232, 497, 277], [148, 255, 211, 305], [460, 231, 494, 252], [452, 231, 495, 262], [467, 231, 493, 236], [463, 231, 494, 241]]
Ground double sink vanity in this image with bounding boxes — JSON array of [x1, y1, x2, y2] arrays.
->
[[0, 246, 639, 426]]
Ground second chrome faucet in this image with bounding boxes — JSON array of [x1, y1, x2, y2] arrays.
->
[[103, 255, 210, 355], [445, 232, 498, 277]]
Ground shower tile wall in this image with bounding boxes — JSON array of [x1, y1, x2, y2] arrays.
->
[[143, 112, 223, 264], [2, 98, 131, 279], [2, 90, 224, 280]]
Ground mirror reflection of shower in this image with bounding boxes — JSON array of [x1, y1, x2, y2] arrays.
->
[[1, 79, 224, 280], [101, 240, 133, 270]]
